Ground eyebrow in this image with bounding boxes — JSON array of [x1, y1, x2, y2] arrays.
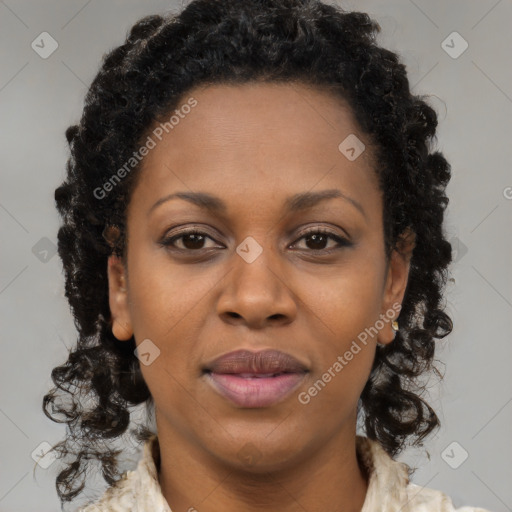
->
[[148, 189, 366, 219]]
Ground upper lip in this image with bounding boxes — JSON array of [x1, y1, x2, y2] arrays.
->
[[203, 349, 308, 374]]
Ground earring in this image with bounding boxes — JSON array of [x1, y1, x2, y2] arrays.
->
[[377, 319, 399, 348]]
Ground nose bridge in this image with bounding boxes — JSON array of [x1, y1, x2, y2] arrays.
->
[[217, 233, 296, 324], [233, 233, 282, 297]]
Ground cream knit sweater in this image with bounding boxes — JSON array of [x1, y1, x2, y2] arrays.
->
[[78, 435, 491, 512]]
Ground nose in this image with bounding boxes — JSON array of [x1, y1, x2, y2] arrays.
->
[[216, 239, 297, 329]]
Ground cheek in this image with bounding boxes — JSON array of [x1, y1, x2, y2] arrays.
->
[[303, 257, 385, 342], [126, 245, 216, 341], [125, 251, 223, 391], [299, 284, 378, 417], [297, 259, 383, 400]]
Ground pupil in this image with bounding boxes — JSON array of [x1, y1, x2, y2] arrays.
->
[[307, 233, 327, 250], [183, 234, 204, 250]]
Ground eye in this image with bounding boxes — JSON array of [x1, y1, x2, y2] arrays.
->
[[159, 226, 351, 254], [290, 228, 351, 253], [160, 229, 222, 251]]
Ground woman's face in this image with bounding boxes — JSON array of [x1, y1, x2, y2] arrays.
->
[[108, 82, 413, 470]]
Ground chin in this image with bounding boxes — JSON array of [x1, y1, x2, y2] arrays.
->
[[203, 426, 310, 474]]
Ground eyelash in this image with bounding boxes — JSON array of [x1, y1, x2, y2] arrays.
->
[[159, 226, 351, 255]]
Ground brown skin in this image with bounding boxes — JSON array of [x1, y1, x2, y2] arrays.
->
[[107, 82, 415, 512]]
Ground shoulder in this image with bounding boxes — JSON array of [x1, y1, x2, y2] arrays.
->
[[77, 434, 171, 511], [356, 435, 492, 512], [405, 482, 492, 512], [78, 470, 137, 512]]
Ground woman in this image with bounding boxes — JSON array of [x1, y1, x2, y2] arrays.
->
[[43, 0, 492, 510]]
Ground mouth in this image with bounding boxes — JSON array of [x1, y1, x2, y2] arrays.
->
[[203, 371, 307, 408], [202, 349, 308, 408]]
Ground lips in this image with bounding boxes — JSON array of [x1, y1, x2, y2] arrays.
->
[[203, 349, 308, 375], [203, 349, 308, 408]]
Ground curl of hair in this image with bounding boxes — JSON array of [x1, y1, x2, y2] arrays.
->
[[43, 0, 453, 506]]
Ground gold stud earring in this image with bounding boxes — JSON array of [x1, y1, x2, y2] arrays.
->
[[377, 319, 400, 348]]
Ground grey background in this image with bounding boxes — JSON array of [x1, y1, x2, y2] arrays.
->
[[0, 1, 511, 511]]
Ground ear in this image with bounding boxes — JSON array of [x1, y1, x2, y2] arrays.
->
[[107, 254, 133, 341], [377, 227, 416, 345]]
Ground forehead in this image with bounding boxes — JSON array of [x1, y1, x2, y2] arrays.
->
[[129, 82, 380, 219]]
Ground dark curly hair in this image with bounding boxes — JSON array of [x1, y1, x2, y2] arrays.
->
[[43, 0, 453, 507]]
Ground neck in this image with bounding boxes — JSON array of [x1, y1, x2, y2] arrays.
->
[[156, 423, 369, 512]]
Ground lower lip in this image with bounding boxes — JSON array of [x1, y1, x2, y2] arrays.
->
[[205, 372, 307, 408]]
